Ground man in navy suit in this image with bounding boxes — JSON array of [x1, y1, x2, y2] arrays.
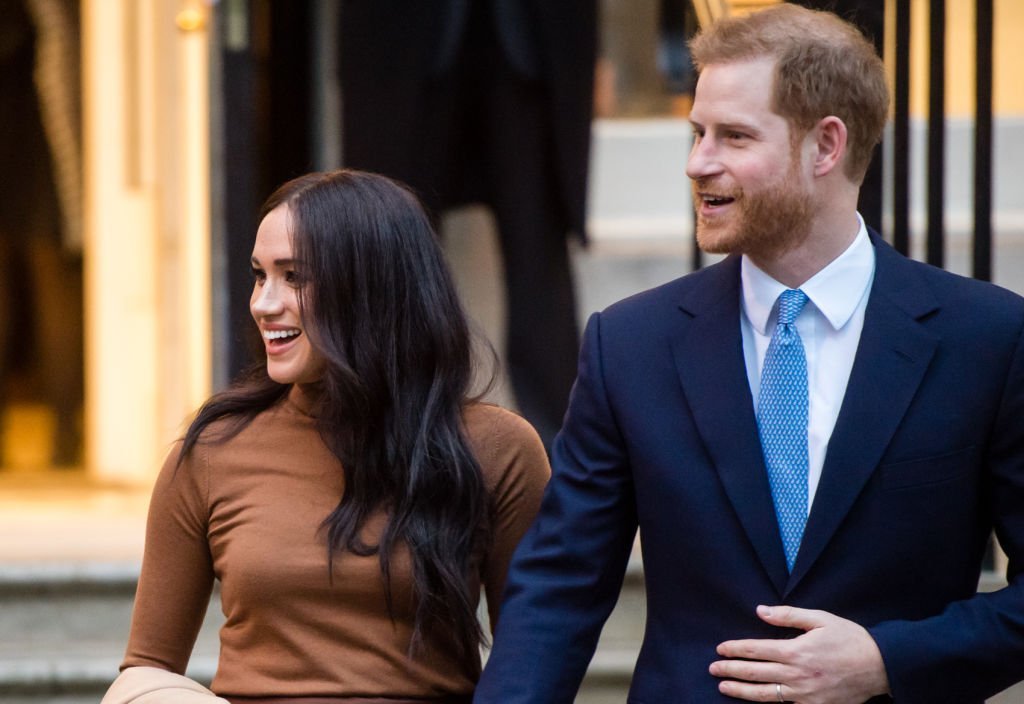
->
[[475, 5, 1024, 703]]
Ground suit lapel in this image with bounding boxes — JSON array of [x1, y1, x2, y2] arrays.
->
[[670, 257, 790, 594], [787, 236, 940, 591]]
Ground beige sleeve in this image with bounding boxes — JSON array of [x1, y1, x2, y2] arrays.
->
[[121, 442, 216, 674], [102, 666, 230, 704], [473, 408, 551, 630]]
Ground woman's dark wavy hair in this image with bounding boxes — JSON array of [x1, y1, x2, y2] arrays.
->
[[180, 169, 491, 660]]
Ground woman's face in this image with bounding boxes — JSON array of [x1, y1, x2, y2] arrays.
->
[[249, 204, 326, 385]]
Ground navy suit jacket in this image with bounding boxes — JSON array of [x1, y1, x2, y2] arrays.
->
[[475, 234, 1024, 703]]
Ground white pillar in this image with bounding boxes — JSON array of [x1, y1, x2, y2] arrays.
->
[[82, 0, 211, 483]]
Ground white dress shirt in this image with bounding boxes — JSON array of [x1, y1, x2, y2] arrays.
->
[[740, 216, 876, 511]]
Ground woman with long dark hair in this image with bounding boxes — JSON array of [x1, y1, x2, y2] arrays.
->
[[103, 170, 549, 703]]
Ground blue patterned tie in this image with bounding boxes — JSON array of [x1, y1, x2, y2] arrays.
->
[[757, 289, 810, 572]]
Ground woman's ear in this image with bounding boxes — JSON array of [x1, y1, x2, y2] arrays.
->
[[811, 115, 848, 178]]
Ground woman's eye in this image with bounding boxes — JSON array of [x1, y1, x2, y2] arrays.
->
[[251, 268, 266, 283], [285, 270, 305, 286]]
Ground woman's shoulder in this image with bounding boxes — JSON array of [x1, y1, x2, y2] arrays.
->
[[174, 395, 318, 484], [192, 393, 306, 446], [462, 402, 549, 487], [462, 402, 540, 446]]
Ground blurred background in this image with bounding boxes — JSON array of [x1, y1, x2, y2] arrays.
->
[[1, 0, 1022, 701]]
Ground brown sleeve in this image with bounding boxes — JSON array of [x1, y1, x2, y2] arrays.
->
[[472, 408, 551, 631], [121, 441, 215, 674]]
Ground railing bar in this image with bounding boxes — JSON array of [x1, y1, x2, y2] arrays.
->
[[691, 199, 702, 271], [892, 0, 911, 256], [972, 0, 994, 282], [926, 0, 946, 268]]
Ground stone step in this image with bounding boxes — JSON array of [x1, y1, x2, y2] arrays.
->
[[0, 561, 221, 701], [0, 558, 642, 702], [4, 558, 1021, 703]]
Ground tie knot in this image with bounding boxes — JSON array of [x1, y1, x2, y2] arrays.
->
[[776, 289, 808, 326]]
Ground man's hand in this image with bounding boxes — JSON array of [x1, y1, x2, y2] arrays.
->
[[708, 605, 891, 703]]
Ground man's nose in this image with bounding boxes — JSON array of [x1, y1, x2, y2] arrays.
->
[[685, 135, 719, 180]]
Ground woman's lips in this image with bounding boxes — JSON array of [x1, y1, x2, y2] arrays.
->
[[263, 329, 301, 355]]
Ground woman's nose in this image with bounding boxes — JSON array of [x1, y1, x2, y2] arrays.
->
[[251, 281, 285, 317]]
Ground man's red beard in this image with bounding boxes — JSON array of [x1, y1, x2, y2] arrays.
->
[[692, 161, 813, 261]]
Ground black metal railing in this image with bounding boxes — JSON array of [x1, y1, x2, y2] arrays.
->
[[973, 0, 994, 281], [925, 0, 946, 268], [892, 0, 994, 281]]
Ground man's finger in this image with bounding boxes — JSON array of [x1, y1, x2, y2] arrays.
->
[[718, 679, 794, 703], [756, 603, 832, 631], [716, 637, 791, 661], [709, 657, 793, 684]]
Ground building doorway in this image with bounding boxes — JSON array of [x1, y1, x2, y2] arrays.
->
[[0, 0, 84, 472]]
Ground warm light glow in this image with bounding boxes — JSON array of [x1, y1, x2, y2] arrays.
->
[[180, 11, 212, 417], [901, 0, 1023, 118], [82, 0, 211, 483], [82, 0, 161, 483]]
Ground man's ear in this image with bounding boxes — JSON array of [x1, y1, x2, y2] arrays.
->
[[811, 116, 847, 177]]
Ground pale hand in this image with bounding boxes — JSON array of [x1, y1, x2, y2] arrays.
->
[[708, 604, 891, 703]]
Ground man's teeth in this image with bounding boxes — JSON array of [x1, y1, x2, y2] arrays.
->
[[704, 195, 731, 205], [264, 329, 300, 340]]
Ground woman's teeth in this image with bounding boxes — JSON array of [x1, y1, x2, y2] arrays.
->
[[264, 329, 300, 340]]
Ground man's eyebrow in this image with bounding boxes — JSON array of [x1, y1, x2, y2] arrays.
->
[[715, 121, 763, 136], [688, 121, 766, 140]]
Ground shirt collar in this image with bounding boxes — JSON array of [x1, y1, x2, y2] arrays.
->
[[741, 214, 875, 335]]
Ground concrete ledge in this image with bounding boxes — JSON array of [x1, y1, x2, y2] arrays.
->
[[587, 116, 1024, 244], [0, 562, 140, 595], [586, 647, 638, 683], [0, 656, 217, 695], [979, 569, 1009, 592]]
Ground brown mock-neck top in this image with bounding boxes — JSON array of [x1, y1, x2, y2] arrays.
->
[[121, 386, 550, 699]]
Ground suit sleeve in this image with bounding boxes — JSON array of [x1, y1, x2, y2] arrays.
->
[[869, 318, 1024, 702], [475, 312, 639, 703]]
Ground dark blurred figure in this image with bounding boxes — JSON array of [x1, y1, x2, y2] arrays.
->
[[659, 0, 699, 114], [790, 0, 884, 232], [338, 0, 597, 449], [0, 0, 83, 467], [788, 0, 883, 45]]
